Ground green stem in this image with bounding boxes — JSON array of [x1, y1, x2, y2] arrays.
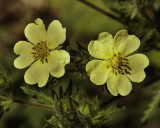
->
[[13, 98, 58, 112], [77, 0, 125, 25]]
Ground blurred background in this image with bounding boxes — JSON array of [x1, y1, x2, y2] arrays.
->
[[0, 0, 160, 128]]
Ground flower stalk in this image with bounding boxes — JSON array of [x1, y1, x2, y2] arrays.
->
[[12, 98, 60, 113], [77, 0, 126, 25]]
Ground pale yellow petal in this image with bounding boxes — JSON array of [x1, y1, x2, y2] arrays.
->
[[126, 54, 149, 82], [14, 41, 34, 69], [88, 32, 114, 59], [24, 18, 47, 44], [48, 50, 70, 78], [47, 20, 66, 49], [24, 61, 49, 87], [107, 73, 132, 96], [86, 60, 110, 85], [114, 29, 140, 56]]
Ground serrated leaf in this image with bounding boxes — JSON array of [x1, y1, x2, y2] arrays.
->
[[0, 75, 4, 85], [65, 79, 73, 96], [131, 8, 138, 20], [53, 95, 58, 108], [92, 105, 126, 124], [120, 1, 138, 19], [141, 29, 155, 44], [59, 75, 70, 93], [141, 91, 160, 122], [0, 64, 11, 90], [102, 0, 120, 11], [0, 95, 12, 118], [92, 96, 99, 111], [46, 115, 68, 128], [78, 101, 91, 116], [60, 96, 71, 112], [52, 75, 71, 99], [45, 114, 73, 128], [1, 98, 12, 111], [21, 86, 54, 105], [0, 65, 12, 118]]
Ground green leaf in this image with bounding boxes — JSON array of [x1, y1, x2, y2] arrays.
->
[[60, 96, 71, 112], [130, 8, 138, 20], [0, 98, 12, 111], [120, 1, 138, 19], [141, 91, 160, 122], [0, 65, 12, 118], [78, 101, 91, 116], [59, 75, 70, 94], [102, 0, 120, 11], [21, 86, 54, 105], [141, 29, 155, 44], [65, 79, 73, 96], [0, 75, 4, 85], [92, 105, 126, 124], [0, 64, 11, 90], [0, 95, 12, 118], [93, 96, 99, 111], [52, 75, 71, 99], [146, 49, 160, 68], [45, 115, 69, 128]]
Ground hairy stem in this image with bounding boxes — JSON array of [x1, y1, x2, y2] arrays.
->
[[13, 98, 59, 113], [77, 0, 125, 25]]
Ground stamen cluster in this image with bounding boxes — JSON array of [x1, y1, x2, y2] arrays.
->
[[108, 52, 131, 75], [32, 41, 51, 63]]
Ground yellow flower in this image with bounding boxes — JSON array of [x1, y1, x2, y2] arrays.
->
[[14, 18, 70, 87], [86, 30, 149, 96]]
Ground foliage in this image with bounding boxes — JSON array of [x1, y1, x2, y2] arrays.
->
[[141, 91, 160, 122], [19, 75, 126, 128], [44, 87, 125, 128], [0, 65, 12, 118], [21, 86, 54, 105], [1, 0, 160, 127], [92, 105, 126, 125]]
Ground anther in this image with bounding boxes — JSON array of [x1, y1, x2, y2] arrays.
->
[[31, 41, 51, 63], [108, 52, 131, 75]]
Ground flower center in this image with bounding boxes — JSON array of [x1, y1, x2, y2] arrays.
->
[[32, 41, 51, 63], [108, 52, 131, 75]]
